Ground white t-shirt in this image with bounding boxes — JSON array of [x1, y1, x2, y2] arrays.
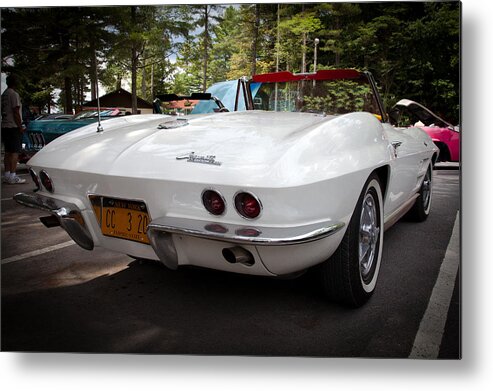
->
[[1, 87, 22, 128]]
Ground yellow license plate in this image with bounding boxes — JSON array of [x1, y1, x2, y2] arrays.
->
[[98, 197, 151, 244]]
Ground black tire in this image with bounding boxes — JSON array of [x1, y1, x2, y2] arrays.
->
[[319, 173, 384, 307], [436, 142, 451, 162], [128, 256, 163, 267], [406, 165, 432, 222]]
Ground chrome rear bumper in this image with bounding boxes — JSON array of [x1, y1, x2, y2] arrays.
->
[[14, 192, 345, 272], [148, 216, 344, 246], [147, 216, 344, 270], [14, 192, 94, 250]]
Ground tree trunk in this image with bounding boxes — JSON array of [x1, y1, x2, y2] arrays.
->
[[90, 41, 97, 101], [64, 76, 73, 114], [61, 30, 73, 114], [276, 4, 280, 72], [131, 50, 138, 113], [202, 5, 209, 92], [131, 6, 138, 114], [302, 32, 307, 73], [301, 5, 306, 73], [76, 78, 82, 111], [141, 50, 147, 99], [150, 64, 154, 99], [335, 18, 341, 66], [251, 4, 260, 76]]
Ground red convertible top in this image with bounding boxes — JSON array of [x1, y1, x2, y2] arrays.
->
[[251, 69, 362, 83]]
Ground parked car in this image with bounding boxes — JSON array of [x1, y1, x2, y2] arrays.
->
[[389, 99, 460, 162], [19, 108, 126, 163], [15, 69, 438, 307]]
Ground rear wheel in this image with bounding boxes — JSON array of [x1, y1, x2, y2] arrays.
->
[[406, 165, 432, 222], [319, 173, 384, 307], [436, 142, 451, 162]]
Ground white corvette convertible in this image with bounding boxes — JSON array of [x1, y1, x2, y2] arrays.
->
[[15, 69, 438, 306]]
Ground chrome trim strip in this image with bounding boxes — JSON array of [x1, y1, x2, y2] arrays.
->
[[14, 192, 73, 213], [147, 216, 345, 246], [383, 193, 419, 231]]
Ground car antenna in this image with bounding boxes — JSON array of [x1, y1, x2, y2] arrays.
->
[[95, 65, 104, 133]]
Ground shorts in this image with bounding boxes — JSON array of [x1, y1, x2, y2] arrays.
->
[[1, 127, 23, 153]]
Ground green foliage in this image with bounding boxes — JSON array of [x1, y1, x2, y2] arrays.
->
[[1, 2, 460, 122], [303, 81, 372, 114], [280, 10, 322, 36]]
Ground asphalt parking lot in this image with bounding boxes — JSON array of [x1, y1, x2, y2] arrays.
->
[[1, 162, 460, 357]]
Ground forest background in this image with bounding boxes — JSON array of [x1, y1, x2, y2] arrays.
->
[[1, 1, 460, 123]]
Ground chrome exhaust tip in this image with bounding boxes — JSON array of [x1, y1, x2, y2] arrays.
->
[[222, 247, 255, 266]]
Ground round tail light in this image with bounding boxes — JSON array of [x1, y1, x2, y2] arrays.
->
[[234, 192, 262, 219], [39, 170, 54, 193], [202, 190, 226, 216], [29, 168, 40, 190]]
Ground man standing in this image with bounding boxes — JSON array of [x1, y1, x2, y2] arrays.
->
[[1, 74, 26, 184]]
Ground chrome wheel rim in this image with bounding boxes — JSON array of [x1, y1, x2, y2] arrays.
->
[[359, 192, 380, 281], [422, 169, 432, 210]]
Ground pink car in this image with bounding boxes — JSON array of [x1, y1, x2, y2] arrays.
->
[[390, 99, 460, 162]]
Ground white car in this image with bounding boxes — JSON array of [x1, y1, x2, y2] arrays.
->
[[15, 69, 438, 307]]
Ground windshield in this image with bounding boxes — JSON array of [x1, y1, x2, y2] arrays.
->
[[251, 78, 381, 116], [73, 110, 95, 119], [72, 109, 124, 120], [192, 80, 246, 114]]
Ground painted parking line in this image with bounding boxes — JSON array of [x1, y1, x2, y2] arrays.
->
[[1, 195, 24, 201], [1, 240, 75, 265], [409, 211, 460, 359], [1, 174, 31, 200]]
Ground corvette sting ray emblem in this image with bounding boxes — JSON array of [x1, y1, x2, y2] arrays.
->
[[176, 152, 222, 166]]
